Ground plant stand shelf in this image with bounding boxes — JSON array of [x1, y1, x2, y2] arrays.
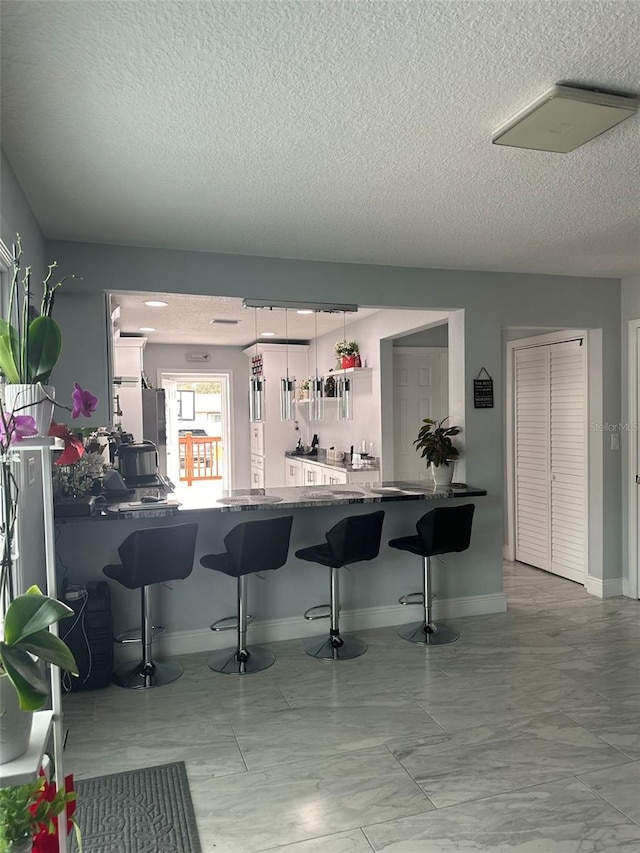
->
[[0, 711, 53, 788]]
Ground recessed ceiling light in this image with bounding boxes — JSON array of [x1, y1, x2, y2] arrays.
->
[[260, 331, 276, 337], [297, 309, 314, 315], [144, 300, 168, 307], [138, 326, 156, 332]]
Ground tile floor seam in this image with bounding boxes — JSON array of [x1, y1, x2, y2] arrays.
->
[[382, 742, 439, 809], [560, 709, 640, 762], [577, 767, 640, 828]]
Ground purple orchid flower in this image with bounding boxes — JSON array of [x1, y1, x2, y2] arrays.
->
[[71, 383, 99, 419], [0, 414, 38, 443]]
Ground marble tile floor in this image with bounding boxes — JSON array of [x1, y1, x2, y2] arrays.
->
[[62, 561, 640, 852]]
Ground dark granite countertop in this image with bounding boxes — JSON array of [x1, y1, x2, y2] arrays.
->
[[56, 481, 487, 521]]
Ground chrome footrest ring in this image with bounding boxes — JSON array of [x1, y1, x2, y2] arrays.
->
[[115, 625, 164, 644], [398, 593, 424, 606], [303, 604, 331, 621], [211, 615, 254, 631]]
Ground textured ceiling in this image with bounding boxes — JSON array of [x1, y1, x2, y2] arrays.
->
[[112, 291, 381, 346], [2, 1, 639, 277]]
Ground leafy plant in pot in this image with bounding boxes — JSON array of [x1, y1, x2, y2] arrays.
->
[[414, 417, 460, 486]]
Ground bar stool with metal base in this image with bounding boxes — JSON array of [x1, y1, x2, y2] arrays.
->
[[389, 504, 474, 645], [200, 515, 293, 675], [103, 522, 198, 689], [296, 510, 385, 661]]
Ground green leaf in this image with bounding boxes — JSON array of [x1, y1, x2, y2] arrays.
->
[[0, 646, 49, 710], [18, 629, 79, 674], [3, 590, 73, 644], [0, 320, 20, 383], [26, 315, 62, 384]]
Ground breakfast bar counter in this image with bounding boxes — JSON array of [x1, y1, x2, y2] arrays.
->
[[53, 481, 497, 663]]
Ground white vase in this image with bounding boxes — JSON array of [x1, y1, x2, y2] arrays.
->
[[0, 675, 33, 764], [430, 462, 454, 486], [3, 384, 55, 437]]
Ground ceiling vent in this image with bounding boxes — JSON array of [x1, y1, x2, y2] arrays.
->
[[210, 318, 239, 325], [492, 85, 638, 153]]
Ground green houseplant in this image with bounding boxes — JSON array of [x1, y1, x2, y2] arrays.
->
[[414, 417, 460, 485]]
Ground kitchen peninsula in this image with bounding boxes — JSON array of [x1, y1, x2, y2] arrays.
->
[[53, 481, 492, 664]]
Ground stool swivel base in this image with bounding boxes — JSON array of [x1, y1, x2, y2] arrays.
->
[[209, 575, 276, 675], [304, 633, 367, 661], [113, 658, 184, 689], [399, 556, 459, 646], [304, 566, 368, 661]]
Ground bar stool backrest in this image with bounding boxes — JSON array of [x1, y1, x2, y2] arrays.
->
[[117, 523, 199, 588], [325, 510, 385, 567], [416, 504, 475, 557], [223, 515, 294, 577]]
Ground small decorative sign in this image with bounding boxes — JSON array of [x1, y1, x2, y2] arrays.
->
[[474, 367, 494, 408]]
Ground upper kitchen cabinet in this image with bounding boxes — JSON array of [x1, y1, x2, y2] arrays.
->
[[243, 343, 308, 488], [113, 336, 147, 438]]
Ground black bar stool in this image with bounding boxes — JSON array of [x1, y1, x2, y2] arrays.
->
[[296, 510, 385, 661], [389, 504, 475, 645], [200, 515, 293, 674], [103, 522, 198, 689]]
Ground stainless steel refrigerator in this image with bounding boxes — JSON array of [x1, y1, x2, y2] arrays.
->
[[141, 388, 167, 476]]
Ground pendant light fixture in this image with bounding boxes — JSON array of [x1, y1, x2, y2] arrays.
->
[[308, 311, 324, 421], [337, 310, 353, 421], [280, 309, 296, 421], [249, 308, 265, 422]]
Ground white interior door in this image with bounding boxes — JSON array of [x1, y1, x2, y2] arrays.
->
[[514, 338, 586, 582], [393, 348, 448, 481]]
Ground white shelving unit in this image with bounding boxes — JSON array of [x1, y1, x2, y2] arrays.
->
[[1, 437, 68, 853]]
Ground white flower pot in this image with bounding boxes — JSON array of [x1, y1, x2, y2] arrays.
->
[[3, 384, 55, 437], [430, 462, 454, 486], [0, 675, 33, 764]]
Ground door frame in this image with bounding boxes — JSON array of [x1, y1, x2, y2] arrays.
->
[[626, 320, 640, 600], [505, 329, 604, 594], [156, 368, 234, 490]]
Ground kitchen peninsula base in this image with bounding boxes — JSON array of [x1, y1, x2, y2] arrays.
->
[[54, 483, 501, 667]]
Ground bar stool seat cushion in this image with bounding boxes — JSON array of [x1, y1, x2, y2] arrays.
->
[[199, 552, 235, 576], [295, 542, 339, 568], [388, 535, 423, 556], [103, 563, 138, 589]]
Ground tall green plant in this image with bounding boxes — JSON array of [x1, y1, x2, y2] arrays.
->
[[414, 417, 460, 467], [0, 235, 77, 385]]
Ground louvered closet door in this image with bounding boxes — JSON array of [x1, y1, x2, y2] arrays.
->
[[549, 340, 586, 583], [515, 346, 551, 570]]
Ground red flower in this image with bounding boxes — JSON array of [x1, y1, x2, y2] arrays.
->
[[31, 774, 77, 852], [48, 421, 85, 466]]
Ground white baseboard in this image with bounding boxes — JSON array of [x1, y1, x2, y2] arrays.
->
[[585, 575, 623, 599], [115, 592, 508, 662], [622, 577, 637, 599]]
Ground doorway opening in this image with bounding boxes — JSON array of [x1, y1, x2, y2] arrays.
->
[[158, 370, 233, 506]]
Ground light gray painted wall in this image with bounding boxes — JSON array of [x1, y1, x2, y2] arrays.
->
[[143, 343, 251, 489], [395, 324, 448, 348], [46, 240, 622, 600], [621, 274, 640, 587]]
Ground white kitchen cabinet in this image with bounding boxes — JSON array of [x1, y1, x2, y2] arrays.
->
[[322, 469, 348, 486], [250, 422, 264, 455], [113, 336, 147, 439], [301, 461, 321, 487], [244, 344, 308, 488], [285, 458, 302, 486]]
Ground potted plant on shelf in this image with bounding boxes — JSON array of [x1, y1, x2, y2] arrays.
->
[[414, 417, 460, 486], [297, 380, 310, 401], [334, 340, 360, 369]]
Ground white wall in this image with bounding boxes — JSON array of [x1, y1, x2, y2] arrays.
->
[[46, 239, 623, 599], [143, 343, 251, 489], [621, 275, 640, 594]]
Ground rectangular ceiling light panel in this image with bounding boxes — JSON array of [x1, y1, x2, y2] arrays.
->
[[492, 85, 638, 153]]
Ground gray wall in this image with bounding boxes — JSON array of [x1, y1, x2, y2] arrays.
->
[[46, 239, 623, 602], [394, 323, 448, 348], [1, 148, 46, 275], [621, 274, 640, 587], [142, 342, 251, 489]]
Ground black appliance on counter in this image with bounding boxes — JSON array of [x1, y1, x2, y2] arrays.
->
[[116, 440, 159, 485]]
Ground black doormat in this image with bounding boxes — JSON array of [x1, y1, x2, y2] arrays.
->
[[72, 761, 202, 853]]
